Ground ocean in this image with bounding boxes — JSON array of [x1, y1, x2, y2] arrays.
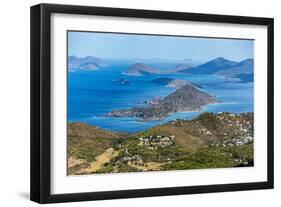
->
[[68, 63, 253, 133]]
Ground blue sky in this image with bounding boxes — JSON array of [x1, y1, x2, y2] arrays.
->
[[68, 31, 254, 62]]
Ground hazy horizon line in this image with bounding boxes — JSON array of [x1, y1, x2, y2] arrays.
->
[[68, 55, 253, 63]]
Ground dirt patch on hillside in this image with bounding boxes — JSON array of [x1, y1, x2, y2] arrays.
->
[[75, 148, 118, 174]]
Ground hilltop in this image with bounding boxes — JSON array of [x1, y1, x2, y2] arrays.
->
[[122, 63, 160, 76], [167, 63, 193, 73], [181, 57, 237, 75], [68, 56, 107, 70], [68, 122, 121, 139], [179, 57, 254, 83], [150, 77, 202, 89], [150, 77, 188, 89], [214, 58, 253, 77]]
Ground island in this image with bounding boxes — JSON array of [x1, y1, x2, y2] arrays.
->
[[179, 57, 254, 84], [68, 55, 107, 70], [214, 58, 253, 77], [122, 63, 160, 76], [180, 57, 237, 75], [109, 83, 217, 121], [78, 62, 101, 70]]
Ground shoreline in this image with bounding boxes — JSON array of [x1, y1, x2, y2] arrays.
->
[[68, 111, 254, 134]]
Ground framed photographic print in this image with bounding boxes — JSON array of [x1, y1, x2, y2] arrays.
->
[[30, 3, 274, 203]]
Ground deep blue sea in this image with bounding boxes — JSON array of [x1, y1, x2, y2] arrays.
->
[[68, 63, 253, 133]]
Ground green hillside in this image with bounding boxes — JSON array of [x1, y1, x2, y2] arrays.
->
[[68, 112, 254, 175]]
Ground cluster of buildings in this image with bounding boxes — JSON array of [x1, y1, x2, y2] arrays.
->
[[208, 113, 254, 148], [138, 135, 175, 149], [217, 112, 253, 135], [210, 135, 253, 148]]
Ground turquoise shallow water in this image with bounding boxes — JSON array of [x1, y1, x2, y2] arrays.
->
[[68, 63, 253, 133]]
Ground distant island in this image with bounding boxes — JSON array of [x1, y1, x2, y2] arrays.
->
[[214, 58, 253, 77], [68, 56, 107, 70], [180, 57, 237, 75], [179, 57, 254, 83], [66, 56, 254, 84], [109, 84, 217, 121], [120, 57, 253, 83], [122, 63, 160, 76], [167, 63, 193, 73]]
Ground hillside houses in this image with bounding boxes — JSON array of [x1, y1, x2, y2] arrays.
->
[[210, 135, 253, 148], [138, 135, 175, 149], [217, 112, 253, 136]]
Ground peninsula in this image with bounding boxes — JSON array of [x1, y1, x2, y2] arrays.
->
[[109, 84, 217, 121]]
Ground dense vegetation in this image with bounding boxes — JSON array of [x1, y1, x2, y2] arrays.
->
[[162, 143, 253, 170]]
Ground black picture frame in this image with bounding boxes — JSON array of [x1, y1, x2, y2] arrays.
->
[[30, 3, 274, 204]]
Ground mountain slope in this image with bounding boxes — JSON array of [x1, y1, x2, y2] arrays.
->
[[67, 122, 123, 174], [109, 84, 217, 121], [214, 58, 253, 76], [68, 55, 106, 70], [167, 63, 193, 73], [78, 62, 100, 70], [180, 57, 237, 75], [123, 63, 160, 76]]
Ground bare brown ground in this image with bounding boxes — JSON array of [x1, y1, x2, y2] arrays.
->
[[75, 148, 118, 174]]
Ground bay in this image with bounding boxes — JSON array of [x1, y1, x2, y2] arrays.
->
[[68, 63, 253, 133]]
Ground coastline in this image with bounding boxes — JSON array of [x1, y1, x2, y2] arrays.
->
[[68, 68, 253, 132]]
